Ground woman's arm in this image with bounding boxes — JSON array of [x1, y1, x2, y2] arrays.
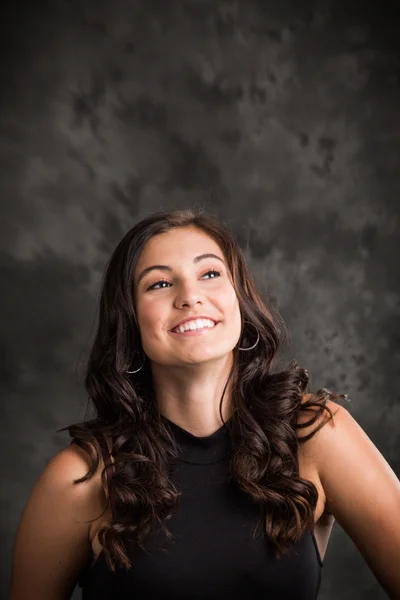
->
[[9, 443, 106, 600], [316, 401, 400, 599]]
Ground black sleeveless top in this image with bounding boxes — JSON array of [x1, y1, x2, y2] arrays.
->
[[78, 415, 323, 599]]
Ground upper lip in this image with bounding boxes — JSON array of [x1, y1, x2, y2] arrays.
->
[[170, 315, 219, 331]]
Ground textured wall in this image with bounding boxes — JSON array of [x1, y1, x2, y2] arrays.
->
[[1, 1, 399, 598]]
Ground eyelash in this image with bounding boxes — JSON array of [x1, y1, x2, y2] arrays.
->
[[147, 269, 223, 291]]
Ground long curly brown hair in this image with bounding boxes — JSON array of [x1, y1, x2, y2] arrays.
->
[[58, 207, 346, 573]]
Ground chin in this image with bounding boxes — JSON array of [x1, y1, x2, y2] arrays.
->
[[184, 351, 233, 364]]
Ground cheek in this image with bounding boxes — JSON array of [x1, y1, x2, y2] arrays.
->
[[217, 287, 241, 329], [136, 300, 164, 337], [222, 287, 240, 313]]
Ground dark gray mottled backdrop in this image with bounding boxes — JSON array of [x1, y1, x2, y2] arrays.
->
[[1, 1, 399, 598]]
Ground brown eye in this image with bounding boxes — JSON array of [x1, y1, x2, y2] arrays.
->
[[203, 269, 222, 279], [147, 279, 171, 291]]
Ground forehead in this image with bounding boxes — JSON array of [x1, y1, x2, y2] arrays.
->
[[136, 227, 223, 265]]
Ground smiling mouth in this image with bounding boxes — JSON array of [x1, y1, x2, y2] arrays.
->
[[170, 321, 219, 335]]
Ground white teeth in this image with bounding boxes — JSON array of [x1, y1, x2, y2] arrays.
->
[[173, 318, 216, 333]]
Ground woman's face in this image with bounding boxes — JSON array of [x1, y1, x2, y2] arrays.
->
[[133, 227, 242, 368]]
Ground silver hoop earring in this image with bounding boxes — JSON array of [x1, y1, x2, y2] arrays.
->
[[238, 320, 260, 351], [126, 352, 146, 374]]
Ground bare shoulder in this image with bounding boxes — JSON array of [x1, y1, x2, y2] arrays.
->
[[37, 441, 107, 507], [9, 442, 107, 600], [300, 398, 400, 596], [296, 393, 343, 449], [296, 393, 344, 520]]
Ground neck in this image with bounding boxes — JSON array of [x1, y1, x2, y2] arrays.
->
[[150, 354, 235, 437]]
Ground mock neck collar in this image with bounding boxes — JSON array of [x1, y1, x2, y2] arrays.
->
[[160, 414, 232, 465]]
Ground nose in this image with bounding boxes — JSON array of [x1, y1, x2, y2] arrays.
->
[[176, 294, 203, 309], [178, 298, 202, 309], [174, 281, 204, 309]]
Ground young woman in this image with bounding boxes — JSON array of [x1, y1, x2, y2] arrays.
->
[[9, 209, 400, 599]]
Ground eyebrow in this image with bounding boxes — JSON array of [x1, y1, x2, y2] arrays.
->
[[136, 253, 225, 287]]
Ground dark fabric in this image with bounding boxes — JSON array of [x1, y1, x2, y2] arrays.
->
[[79, 416, 322, 599]]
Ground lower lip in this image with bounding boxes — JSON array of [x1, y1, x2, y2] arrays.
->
[[170, 323, 219, 336]]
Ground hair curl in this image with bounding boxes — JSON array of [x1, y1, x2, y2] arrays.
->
[[58, 207, 347, 573]]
